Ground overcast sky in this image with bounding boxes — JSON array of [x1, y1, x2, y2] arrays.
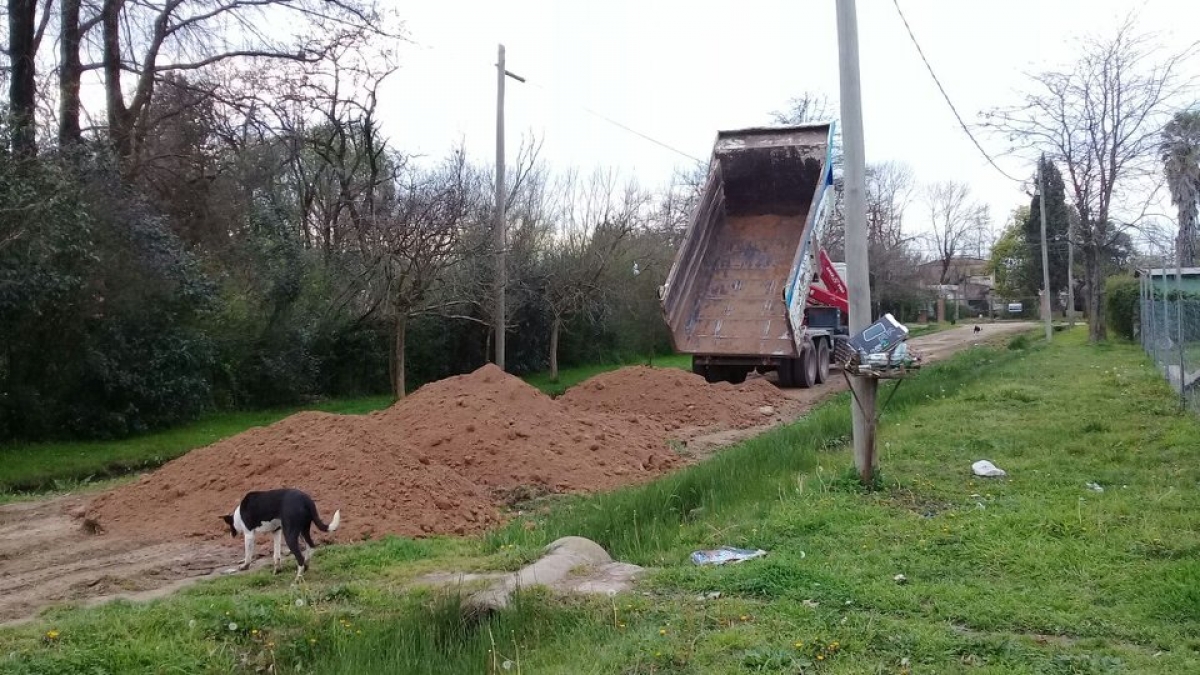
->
[[373, 0, 1194, 253]]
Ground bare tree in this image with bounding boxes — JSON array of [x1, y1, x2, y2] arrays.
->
[[353, 147, 485, 397], [57, 0, 86, 146], [985, 17, 1195, 340], [866, 161, 915, 248], [540, 170, 648, 381], [924, 181, 989, 285], [772, 91, 836, 126], [89, 0, 397, 174]]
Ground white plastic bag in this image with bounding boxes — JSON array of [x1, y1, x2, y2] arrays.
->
[[971, 460, 1007, 477]]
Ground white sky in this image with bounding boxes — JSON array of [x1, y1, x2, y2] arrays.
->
[[374, 0, 1197, 254]]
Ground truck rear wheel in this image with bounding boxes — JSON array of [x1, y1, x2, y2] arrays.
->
[[795, 346, 817, 389], [815, 339, 831, 384]]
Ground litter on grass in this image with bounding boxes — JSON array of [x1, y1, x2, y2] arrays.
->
[[690, 547, 768, 566], [971, 460, 1007, 477]]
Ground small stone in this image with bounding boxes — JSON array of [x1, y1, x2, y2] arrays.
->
[[894, 573, 908, 585]]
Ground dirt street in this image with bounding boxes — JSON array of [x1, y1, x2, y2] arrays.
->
[[0, 321, 1035, 626], [681, 321, 1037, 456]]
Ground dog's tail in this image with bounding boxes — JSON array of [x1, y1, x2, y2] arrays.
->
[[315, 508, 341, 533]]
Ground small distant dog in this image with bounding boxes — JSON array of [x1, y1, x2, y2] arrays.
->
[[973, 325, 981, 334], [222, 488, 340, 580]]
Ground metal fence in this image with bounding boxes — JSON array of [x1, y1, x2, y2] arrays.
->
[[1139, 271, 1200, 415]]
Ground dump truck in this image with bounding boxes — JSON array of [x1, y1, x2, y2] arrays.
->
[[659, 122, 848, 388]]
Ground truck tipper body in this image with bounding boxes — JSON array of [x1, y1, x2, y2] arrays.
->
[[659, 123, 848, 388]]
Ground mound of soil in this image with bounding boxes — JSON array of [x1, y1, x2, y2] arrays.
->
[[87, 411, 502, 542], [559, 366, 796, 431], [86, 365, 682, 543], [371, 365, 677, 495]]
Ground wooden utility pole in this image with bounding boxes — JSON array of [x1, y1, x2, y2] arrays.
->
[[1038, 154, 1052, 341], [836, 0, 877, 485]]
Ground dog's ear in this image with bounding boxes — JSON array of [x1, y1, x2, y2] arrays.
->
[[221, 514, 233, 525]]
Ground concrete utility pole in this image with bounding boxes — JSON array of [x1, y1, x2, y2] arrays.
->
[[836, 0, 877, 485], [1067, 223, 1075, 327], [493, 44, 525, 370], [1038, 154, 1052, 341]]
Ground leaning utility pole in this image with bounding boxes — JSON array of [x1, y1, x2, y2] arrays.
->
[[1038, 154, 1052, 341], [836, 0, 877, 484], [493, 45, 525, 370]]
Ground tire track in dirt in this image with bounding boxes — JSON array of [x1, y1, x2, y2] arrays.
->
[[0, 494, 241, 626]]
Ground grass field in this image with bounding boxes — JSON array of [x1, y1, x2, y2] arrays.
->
[[5, 328, 1199, 673], [0, 395, 394, 495], [0, 356, 691, 496], [523, 353, 690, 397]]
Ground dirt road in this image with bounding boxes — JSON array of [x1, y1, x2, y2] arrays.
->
[[681, 321, 1037, 456], [0, 321, 1035, 626]]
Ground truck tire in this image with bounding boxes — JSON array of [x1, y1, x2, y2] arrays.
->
[[727, 368, 748, 385], [795, 346, 817, 389], [815, 339, 831, 384], [692, 359, 708, 381], [698, 363, 726, 384], [777, 359, 796, 388]]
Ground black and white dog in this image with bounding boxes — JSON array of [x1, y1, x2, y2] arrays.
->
[[222, 488, 340, 580]]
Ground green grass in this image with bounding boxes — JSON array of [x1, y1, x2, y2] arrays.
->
[[523, 353, 691, 397], [6, 330, 1200, 673], [0, 355, 691, 497], [0, 395, 395, 494]]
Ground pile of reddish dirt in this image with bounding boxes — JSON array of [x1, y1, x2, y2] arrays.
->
[[559, 366, 796, 431], [369, 365, 677, 494], [87, 411, 502, 542], [85, 365, 683, 543]]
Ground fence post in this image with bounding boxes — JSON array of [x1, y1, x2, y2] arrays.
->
[[1182, 299, 1190, 411]]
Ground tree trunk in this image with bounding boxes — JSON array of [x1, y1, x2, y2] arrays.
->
[[58, 0, 83, 147], [101, 0, 132, 160], [1083, 246, 1106, 342], [392, 312, 407, 398], [7, 0, 37, 156], [549, 314, 561, 383]]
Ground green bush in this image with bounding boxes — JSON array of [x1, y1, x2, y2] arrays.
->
[[1105, 275, 1140, 341]]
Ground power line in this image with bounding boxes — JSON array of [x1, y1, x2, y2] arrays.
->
[[523, 80, 705, 165], [408, 37, 704, 165], [890, 0, 1025, 184]]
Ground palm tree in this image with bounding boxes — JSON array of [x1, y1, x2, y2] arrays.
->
[[1161, 111, 1200, 266]]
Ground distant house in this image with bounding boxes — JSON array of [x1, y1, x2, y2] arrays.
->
[[916, 257, 995, 315], [1134, 267, 1200, 294]]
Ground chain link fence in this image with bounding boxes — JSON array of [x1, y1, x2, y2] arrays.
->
[[1139, 270, 1200, 414]]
